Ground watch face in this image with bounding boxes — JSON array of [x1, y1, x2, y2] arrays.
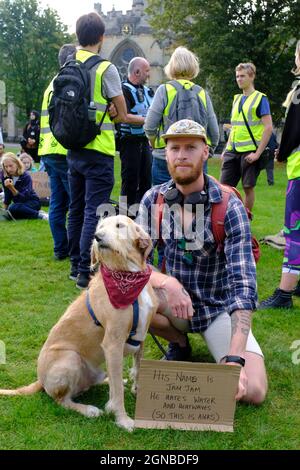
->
[[122, 24, 133, 36]]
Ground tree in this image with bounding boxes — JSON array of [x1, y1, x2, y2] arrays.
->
[[0, 0, 73, 119], [147, 0, 300, 121]]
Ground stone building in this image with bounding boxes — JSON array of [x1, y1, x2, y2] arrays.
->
[[95, 0, 172, 88]]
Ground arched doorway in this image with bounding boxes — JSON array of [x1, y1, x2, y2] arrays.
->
[[110, 40, 145, 80]]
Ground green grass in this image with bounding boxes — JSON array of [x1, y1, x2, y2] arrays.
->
[[0, 154, 299, 450]]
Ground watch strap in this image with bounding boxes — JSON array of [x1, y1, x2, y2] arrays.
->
[[222, 355, 245, 367]]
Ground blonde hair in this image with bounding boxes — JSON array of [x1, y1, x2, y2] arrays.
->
[[164, 46, 200, 80], [235, 62, 256, 77], [2, 152, 24, 176], [283, 40, 300, 109], [20, 152, 34, 170]]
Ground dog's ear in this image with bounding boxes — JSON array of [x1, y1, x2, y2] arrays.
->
[[135, 225, 153, 260]]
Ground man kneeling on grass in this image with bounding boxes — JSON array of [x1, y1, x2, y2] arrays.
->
[[137, 119, 267, 405]]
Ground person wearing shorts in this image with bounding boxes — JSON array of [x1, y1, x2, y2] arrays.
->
[[138, 119, 267, 405], [220, 62, 273, 211]]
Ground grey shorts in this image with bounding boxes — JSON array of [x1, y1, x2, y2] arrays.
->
[[220, 150, 261, 188], [162, 309, 263, 363]]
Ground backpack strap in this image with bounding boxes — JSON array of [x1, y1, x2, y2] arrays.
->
[[155, 192, 167, 273]]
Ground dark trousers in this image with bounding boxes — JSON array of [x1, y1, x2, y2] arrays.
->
[[9, 199, 41, 219], [120, 137, 152, 208], [43, 156, 70, 257], [67, 150, 114, 275]]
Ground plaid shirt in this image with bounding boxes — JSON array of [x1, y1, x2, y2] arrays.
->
[[137, 176, 257, 332]]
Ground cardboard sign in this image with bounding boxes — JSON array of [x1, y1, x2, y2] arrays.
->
[[31, 172, 51, 199], [134, 360, 240, 432]]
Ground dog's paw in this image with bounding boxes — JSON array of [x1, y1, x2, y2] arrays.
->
[[85, 405, 103, 418], [117, 415, 135, 432]]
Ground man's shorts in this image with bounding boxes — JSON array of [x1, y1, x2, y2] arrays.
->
[[161, 309, 263, 363], [220, 150, 261, 188]]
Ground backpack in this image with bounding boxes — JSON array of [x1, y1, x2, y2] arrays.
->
[[48, 54, 108, 150], [155, 178, 260, 270], [164, 80, 208, 133]]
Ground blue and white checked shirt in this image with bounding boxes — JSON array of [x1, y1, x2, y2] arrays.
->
[[137, 176, 257, 332]]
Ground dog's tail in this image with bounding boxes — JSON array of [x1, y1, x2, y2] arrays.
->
[[0, 380, 43, 396]]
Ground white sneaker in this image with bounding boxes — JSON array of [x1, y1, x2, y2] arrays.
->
[[38, 210, 49, 221]]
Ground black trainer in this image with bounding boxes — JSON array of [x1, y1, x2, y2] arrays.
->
[[293, 281, 300, 297], [76, 272, 90, 290], [163, 336, 191, 361], [258, 288, 293, 310]]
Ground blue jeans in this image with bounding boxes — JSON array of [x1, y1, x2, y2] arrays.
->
[[67, 149, 114, 275], [9, 199, 41, 219], [43, 156, 70, 257]]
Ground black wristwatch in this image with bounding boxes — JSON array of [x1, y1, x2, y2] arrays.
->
[[221, 355, 245, 367]]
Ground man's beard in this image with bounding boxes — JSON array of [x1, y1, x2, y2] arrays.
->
[[168, 160, 203, 185]]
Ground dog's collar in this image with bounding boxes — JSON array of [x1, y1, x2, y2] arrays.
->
[[86, 290, 141, 347], [100, 264, 152, 309]]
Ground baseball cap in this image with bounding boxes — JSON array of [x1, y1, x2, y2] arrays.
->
[[161, 119, 207, 143]]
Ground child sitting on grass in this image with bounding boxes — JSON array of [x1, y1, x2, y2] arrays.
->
[[1, 152, 48, 220]]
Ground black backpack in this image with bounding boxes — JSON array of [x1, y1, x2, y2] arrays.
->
[[165, 80, 208, 132], [48, 54, 108, 150]]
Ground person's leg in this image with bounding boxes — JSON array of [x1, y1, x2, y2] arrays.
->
[[241, 154, 260, 211], [78, 154, 114, 278], [220, 151, 241, 187], [243, 186, 255, 211], [265, 159, 274, 185], [202, 312, 267, 404], [8, 200, 41, 219], [138, 140, 152, 202], [152, 157, 170, 186], [67, 157, 85, 275], [259, 179, 300, 308], [120, 139, 140, 207], [44, 157, 70, 258]]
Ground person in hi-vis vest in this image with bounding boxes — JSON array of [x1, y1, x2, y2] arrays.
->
[[67, 12, 146, 290], [39, 44, 76, 261], [220, 63, 273, 211]]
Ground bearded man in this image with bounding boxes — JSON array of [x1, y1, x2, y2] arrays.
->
[[137, 119, 267, 405]]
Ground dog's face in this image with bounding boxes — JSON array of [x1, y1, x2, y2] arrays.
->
[[91, 215, 152, 271]]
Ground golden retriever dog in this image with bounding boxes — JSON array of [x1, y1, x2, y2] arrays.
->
[[0, 215, 158, 431]]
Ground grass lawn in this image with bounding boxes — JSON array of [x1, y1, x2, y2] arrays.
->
[[0, 151, 299, 450]]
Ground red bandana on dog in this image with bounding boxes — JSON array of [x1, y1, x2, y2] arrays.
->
[[100, 264, 152, 309]]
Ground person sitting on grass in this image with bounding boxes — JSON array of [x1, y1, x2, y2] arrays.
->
[[1, 152, 48, 220], [19, 153, 37, 173]]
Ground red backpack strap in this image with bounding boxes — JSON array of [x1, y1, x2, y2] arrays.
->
[[211, 185, 231, 251]]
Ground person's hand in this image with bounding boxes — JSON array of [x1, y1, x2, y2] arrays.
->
[[108, 102, 118, 120], [245, 152, 259, 164], [161, 277, 194, 320], [28, 138, 35, 145], [224, 362, 248, 401]]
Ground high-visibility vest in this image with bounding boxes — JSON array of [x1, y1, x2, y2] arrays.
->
[[119, 82, 153, 136], [228, 90, 266, 152], [39, 79, 67, 157], [287, 145, 300, 180], [154, 79, 211, 149], [76, 50, 115, 157]]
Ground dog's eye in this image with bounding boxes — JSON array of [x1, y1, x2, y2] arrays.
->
[[116, 223, 125, 229]]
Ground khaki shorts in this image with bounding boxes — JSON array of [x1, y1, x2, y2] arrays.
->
[[162, 309, 263, 363]]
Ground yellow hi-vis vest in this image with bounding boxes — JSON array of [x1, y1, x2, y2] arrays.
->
[[76, 50, 115, 157], [228, 90, 266, 153], [154, 79, 211, 149], [39, 79, 67, 157], [287, 145, 300, 180]]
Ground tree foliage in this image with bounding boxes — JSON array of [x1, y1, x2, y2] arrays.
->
[[0, 0, 73, 119], [147, 0, 300, 121]]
